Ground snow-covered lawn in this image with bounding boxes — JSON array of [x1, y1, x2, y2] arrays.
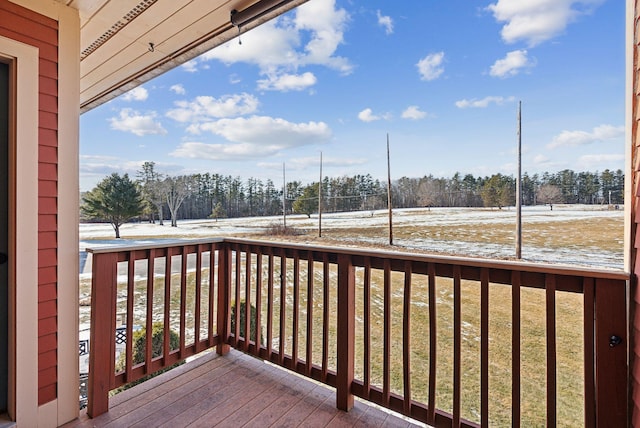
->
[[80, 204, 625, 270]]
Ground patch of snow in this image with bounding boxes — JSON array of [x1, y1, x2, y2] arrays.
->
[[80, 205, 624, 270]]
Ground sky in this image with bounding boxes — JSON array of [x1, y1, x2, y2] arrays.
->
[[79, 0, 626, 191]]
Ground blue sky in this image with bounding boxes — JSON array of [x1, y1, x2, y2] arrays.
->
[[79, 0, 625, 191]]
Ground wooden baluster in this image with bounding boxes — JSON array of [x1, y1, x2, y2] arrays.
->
[[267, 251, 274, 361], [453, 265, 462, 428], [512, 270, 521, 428], [546, 274, 557, 427], [583, 277, 595, 428], [163, 248, 172, 363], [179, 246, 187, 358], [125, 253, 135, 380], [322, 253, 330, 383], [480, 268, 489, 427], [216, 244, 231, 355], [383, 259, 391, 407], [194, 245, 202, 351], [306, 252, 314, 376], [279, 252, 287, 365], [145, 249, 155, 374], [244, 248, 251, 352], [402, 261, 413, 416], [428, 263, 438, 425], [292, 254, 300, 370], [363, 258, 371, 400], [255, 249, 263, 356]]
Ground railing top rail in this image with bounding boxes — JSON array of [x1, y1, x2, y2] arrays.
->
[[86, 237, 225, 254], [225, 238, 630, 281], [86, 236, 629, 281]]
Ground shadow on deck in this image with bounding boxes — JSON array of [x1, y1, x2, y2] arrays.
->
[[64, 349, 424, 427]]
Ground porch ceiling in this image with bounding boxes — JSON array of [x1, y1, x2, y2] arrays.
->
[[56, 0, 307, 112]]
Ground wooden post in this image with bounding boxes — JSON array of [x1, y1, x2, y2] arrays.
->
[[594, 278, 627, 426], [216, 245, 231, 355], [87, 252, 118, 418], [336, 253, 355, 411]]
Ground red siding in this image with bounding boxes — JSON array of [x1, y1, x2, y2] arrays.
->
[[0, 0, 59, 406], [39, 333, 56, 353], [38, 197, 57, 215], [38, 266, 57, 286], [39, 145, 58, 164]]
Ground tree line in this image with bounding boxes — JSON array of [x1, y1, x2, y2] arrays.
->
[[81, 162, 624, 236]]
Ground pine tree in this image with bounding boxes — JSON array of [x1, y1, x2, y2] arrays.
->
[[292, 184, 318, 218], [81, 173, 143, 238]]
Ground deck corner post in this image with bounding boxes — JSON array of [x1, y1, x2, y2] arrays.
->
[[87, 252, 118, 418], [216, 243, 231, 355], [336, 253, 355, 411], [594, 277, 628, 427]]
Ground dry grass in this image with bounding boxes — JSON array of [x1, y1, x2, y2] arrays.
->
[[313, 216, 623, 253]]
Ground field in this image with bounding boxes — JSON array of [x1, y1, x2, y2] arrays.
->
[[81, 204, 625, 270], [79, 204, 624, 426]]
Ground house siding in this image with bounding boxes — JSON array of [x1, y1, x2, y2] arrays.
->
[[0, 0, 59, 406]]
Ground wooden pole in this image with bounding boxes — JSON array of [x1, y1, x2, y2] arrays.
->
[[516, 101, 522, 259], [387, 134, 393, 246], [318, 151, 322, 238], [282, 162, 286, 228]]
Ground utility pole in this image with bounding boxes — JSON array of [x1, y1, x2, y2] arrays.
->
[[516, 101, 522, 259], [282, 162, 286, 228], [318, 152, 322, 238], [387, 134, 393, 246]]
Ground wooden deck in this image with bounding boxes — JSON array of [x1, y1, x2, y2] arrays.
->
[[64, 349, 424, 428]]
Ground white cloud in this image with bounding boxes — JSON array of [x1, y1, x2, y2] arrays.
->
[[257, 72, 318, 91], [490, 50, 532, 78], [455, 96, 515, 108], [377, 10, 393, 35], [548, 124, 624, 149], [121, 87, 148, 102], [487, 0, 604, 46], [265, 156, 367, 171], [358, 108, 391, 122], [417, 52, 445, 81], [181, 115, 331, 151], [170, 84, 186, 95], [530, 154, 566, 170], [401, 106, 427, 120], [108, 109, 167, 136], [166, 93, 259, 123], [577, 153, 625, 169], [200, 0, 352, 88], [181, 60, 199, 73], [80, 157, 184, 189], [171, 115, 331, 160]]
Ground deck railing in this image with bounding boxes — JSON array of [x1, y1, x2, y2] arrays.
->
[[87, 238, 629, 426]]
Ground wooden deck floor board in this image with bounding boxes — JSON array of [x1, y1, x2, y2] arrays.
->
[[63, 349, 425, 428], [105, 354, 237, 427]]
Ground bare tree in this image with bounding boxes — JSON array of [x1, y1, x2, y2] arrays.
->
[[164, 175, 195, 227], [536, 184, 563, 210]]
